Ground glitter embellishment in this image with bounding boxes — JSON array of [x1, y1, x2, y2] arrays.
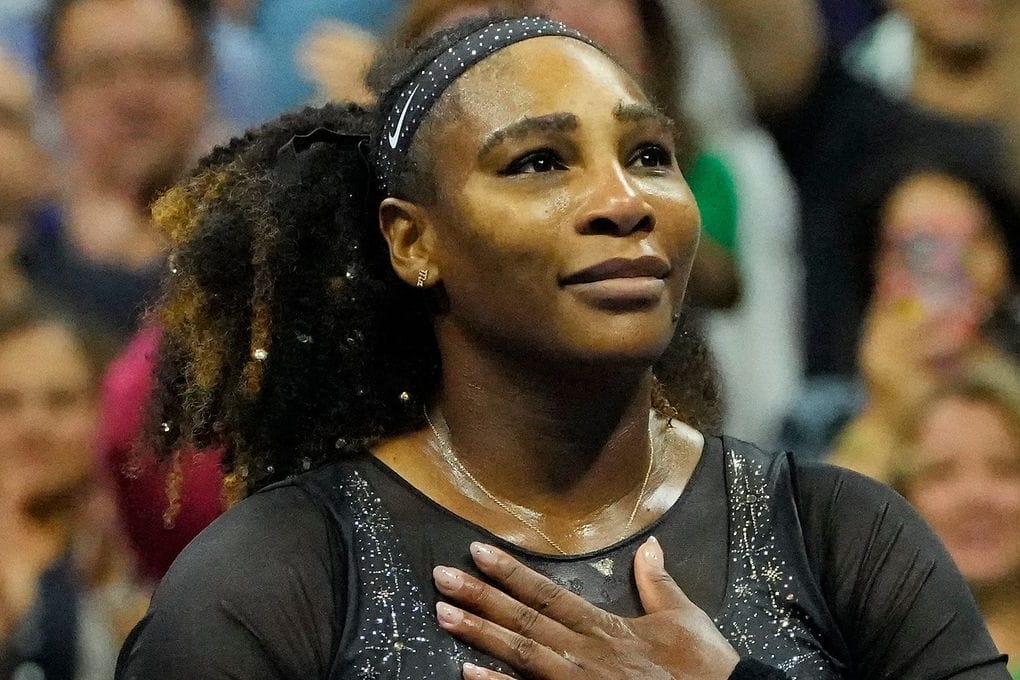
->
[[327, 471, 514, 679], [713, 449, 837, 678], [591, 558, 615, 577]]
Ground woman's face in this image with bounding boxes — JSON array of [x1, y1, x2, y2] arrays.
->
[[893, 0, 1008, 55], [876, 173, 1010, 364], [414, 37, 699, 365], [905, 395, 1020, 587], [0, 322, 98, 501]]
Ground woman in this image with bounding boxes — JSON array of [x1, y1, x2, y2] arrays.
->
[[894, 359, 1020, 678], [830, 168, 1017, 480], [117, 15, 1008, 679], [0, 302, 148, 679]]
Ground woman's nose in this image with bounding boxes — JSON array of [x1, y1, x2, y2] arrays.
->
[[579, 164, 655, 236]]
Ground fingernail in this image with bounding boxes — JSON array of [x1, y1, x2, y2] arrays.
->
[[643, 536, 664, 568], [470, 542, 498, 568], [463, 662, 487, 679], [436, 601, 463, 626], [433, 566, 463, 592]]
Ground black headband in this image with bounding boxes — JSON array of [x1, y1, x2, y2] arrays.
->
[[375, 16, 596, 196]]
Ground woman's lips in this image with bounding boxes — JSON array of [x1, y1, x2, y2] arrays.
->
[[566, 276, 666, 308], [561, 256, 670, 309], [561, 255, 671, 285]]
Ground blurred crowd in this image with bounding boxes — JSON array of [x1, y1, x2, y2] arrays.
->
[[0, 0, 1019, 677]]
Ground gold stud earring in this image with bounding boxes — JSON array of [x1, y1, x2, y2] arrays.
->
[[416, 269, 429, 288]]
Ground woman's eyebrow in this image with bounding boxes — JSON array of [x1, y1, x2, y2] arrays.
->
[[613, 102, 674, 130], [478, 112, 579, 159]]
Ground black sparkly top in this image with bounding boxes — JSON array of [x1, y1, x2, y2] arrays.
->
[[117, 436, 1009, 679]]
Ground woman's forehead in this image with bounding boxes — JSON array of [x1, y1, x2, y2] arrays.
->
[[445, 36, 645, 128]]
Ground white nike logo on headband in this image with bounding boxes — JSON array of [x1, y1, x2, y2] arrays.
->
[[388, 84, 421, 150]]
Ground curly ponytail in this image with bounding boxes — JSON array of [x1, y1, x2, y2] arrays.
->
[[148, 101, 441, 491]]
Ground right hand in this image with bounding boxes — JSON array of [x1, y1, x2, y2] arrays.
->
[[433, 539, 740, 680], [858, 299, 942, 426]]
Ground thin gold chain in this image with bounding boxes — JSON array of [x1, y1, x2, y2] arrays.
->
[[424, 409, 656, 556]]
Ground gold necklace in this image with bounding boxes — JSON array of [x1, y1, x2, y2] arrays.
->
[[424, 409, 656, 556]]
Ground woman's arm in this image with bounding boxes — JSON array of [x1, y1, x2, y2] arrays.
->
[[793, 462, 1010, 678]]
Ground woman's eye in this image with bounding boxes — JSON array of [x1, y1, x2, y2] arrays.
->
[[629, 144, 673, 169], [501, 149, 567, 175]]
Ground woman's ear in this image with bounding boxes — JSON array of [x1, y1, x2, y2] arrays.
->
[[379, 197, 440, 288]]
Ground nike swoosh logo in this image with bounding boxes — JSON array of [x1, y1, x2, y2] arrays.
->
[[388, 84, 421, 149]]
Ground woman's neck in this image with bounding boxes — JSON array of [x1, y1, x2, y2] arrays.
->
[[434, 339, 657, 518]]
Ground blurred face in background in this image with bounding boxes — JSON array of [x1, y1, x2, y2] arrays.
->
[[893, 0, 1009, 57], [51, 0, 208, 199], [528, 0, 651, 83], [875, 173, 1010, 369], [421, 0, 653, 87], [0, 52, 50, 241], [904, 394, 1020, 588], [0, 322, 98, 505]]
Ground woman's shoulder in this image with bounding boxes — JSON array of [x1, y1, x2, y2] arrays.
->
[[710, 434, 925, 542], [710, 433, 900, 501], [174, 477, 336, 569], [117, 481, 343, 680], [713, 437, 1006, 675]]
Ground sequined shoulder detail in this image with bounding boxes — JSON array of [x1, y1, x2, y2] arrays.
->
[[300, 467, 511, 680], [714, 445, 840, 678]]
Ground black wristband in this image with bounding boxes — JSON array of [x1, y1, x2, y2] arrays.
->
[[729, 657, 790, 680]]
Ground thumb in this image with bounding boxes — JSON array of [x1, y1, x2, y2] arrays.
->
[[634, 536, 691, 614]]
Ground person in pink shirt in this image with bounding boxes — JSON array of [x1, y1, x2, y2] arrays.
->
[[98, 326, 225, 581]]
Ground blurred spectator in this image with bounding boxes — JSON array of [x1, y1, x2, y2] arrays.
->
[[830, 168, 1018, 478], [169, 0, 403, 125], [893, 358, 1020, 676], [0, 47, 52, 313], [706, 0, 1015, 383], [846, 0, 1013, 120], [818, 0, 884, 50], [298, 19, 379, 107], [0, 301, 148, 680], [246, 0, 398, 114], [98, 327, 225, 582], [204, 0, 279, 128], [666, 0, 804, 446], [18, 0, 213, 341]]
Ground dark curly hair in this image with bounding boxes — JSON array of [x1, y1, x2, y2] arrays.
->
[[147, 15, 720, 494]]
